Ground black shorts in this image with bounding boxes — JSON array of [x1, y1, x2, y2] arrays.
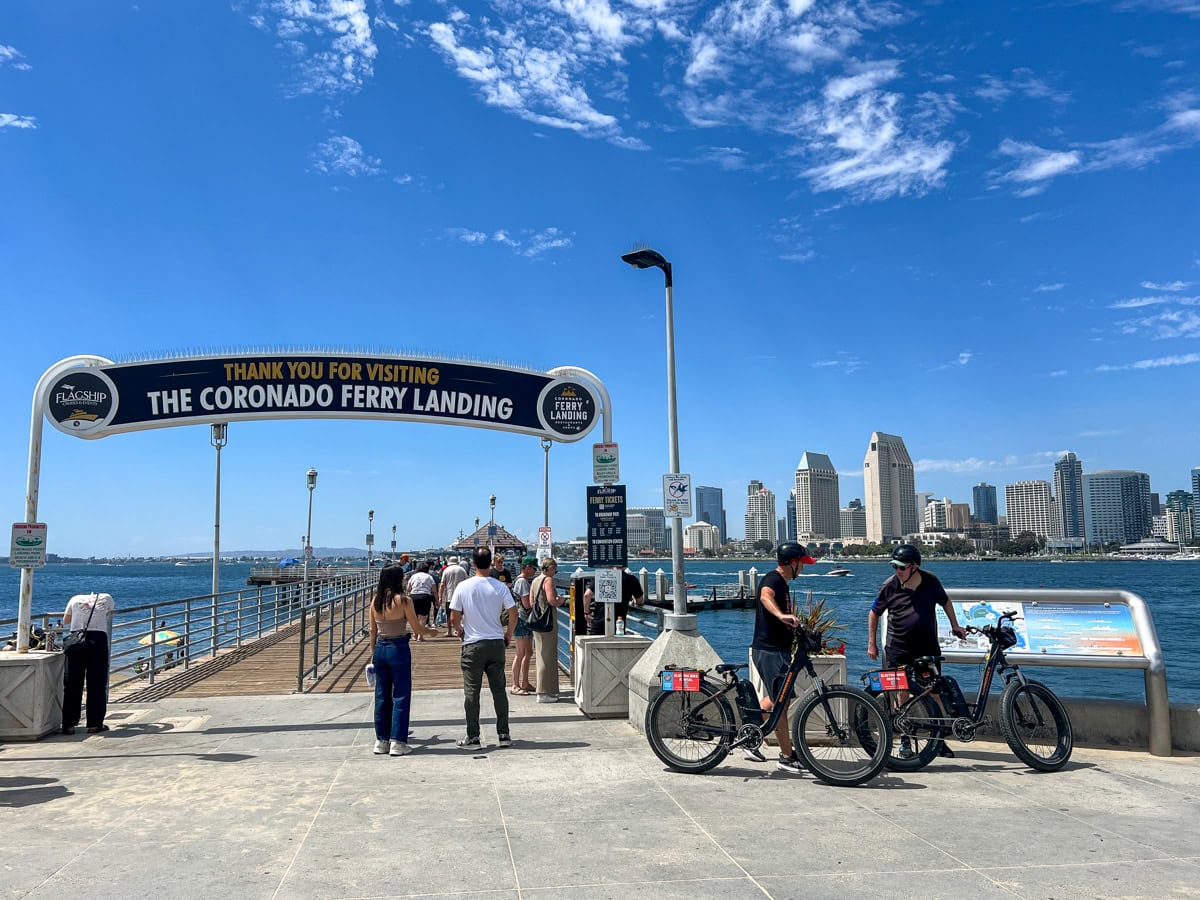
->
[[411, 595, 433, 618], [884, 643, 941, 669], [750, 648, 794, 704]]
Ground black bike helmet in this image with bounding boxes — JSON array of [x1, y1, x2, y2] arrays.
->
[[890, 544, 922, 567], [777, 541, 816, 565]]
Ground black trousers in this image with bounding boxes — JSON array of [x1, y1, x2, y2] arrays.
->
[[63, 631, 110, 729]]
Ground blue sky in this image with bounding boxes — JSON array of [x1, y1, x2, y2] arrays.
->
[[2, 0, 1198, 558]]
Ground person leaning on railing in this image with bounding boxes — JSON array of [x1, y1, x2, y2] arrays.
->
[[61, 591, 116, 735]]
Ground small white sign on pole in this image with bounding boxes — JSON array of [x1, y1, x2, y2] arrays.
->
[[10, 523, 48, 568], [662, 473, 692, 518], [592, 442, 619, 484], [537, 526, 553, 561], [595, 566, 622, 604]]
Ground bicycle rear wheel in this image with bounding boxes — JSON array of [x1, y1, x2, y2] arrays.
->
[[1000, 679, 1073, 772], [792, 685, 890, 787], [645, 681, 734, 774], [861, 691, 944, 772]]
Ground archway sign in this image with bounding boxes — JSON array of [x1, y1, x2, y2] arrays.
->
[[14, 352, 612, 650]]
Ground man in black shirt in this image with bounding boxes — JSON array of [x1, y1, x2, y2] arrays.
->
[[747, 541, 816, 773], [583, 570, 645, 635]]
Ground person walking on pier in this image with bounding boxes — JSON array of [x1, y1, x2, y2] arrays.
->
[[510, 555, 537, 695], [450, 547, 517, 749], [405, 561, 438, 639], [369, 565, 438, 757], [438, 556, 468, 637], [61, 591, 116, 735], [747, 542, 815, 773], [530, 557, 564, 703]]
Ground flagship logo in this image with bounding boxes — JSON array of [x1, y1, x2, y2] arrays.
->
[[46, 370, 117, 436], [539, 380, 596, 439]]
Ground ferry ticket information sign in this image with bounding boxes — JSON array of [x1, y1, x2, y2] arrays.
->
[[586, 484, 627, 569], [10, 523, 48, 568], [935, 600, 1143, 658], [42, 354, 602, 444]]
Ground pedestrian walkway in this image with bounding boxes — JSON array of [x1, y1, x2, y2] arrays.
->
[[3, 690, 1196, 899]]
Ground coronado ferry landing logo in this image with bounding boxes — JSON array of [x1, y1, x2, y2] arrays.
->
[[46, 370, 117, 436], [538, 380, 597, 441]]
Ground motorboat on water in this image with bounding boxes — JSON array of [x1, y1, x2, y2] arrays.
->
[[825, 567, 852, 576]]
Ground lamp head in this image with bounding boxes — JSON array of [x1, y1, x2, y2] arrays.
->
[[368, 509, 374, 521], [490, 494, 496, 509], [306, 467, 318, 490], [621, 248, 672, 286]]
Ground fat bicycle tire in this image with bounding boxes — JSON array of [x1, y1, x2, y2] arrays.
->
[[999, 679, 1073, 772], [862, 691, 945, 772], [791, 685, 891, 787], [644, 679, 735, 774]]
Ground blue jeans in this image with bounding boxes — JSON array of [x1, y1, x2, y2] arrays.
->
[[373, 636, 413, 742]]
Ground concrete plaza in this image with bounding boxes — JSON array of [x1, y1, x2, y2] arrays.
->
[[1, 690, 1197, 899]]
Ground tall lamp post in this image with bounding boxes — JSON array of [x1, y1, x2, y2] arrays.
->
[[210, 423, 227, 655], [488, 494, 496, 553], [622, 247, 695, 632], [367, 509, 375, 569], [303, 467, 318, 581], [391, 524, 397, 562], [541, 438, 552, 527]]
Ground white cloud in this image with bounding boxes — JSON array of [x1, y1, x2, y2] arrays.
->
[[994, 140, 1081, 194], [976, 68, 1069, 106], [447, 228, 488, 244], [0, 44, 32, 70], [250, 0, 377, 96], [1141, 280, 1191, 291], [1035, 283, 1066, 292], [1096, 352, 1200, 371], [0, 113, 36, 129], [1049, 370, 1068, 377], [444, 226, 573, 257], [311, 135, 382, 176]]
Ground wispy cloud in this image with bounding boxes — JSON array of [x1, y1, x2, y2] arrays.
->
[[811, 353, 865, 373], [931, 350, 973, 371], [976, 68, 1069, 106], [311, 135, 382, 176], [1078, 429, 1121, 437], [1141, 279, 1191, 291], [1096, 352, 1200, 371], [444, 226, 573, 257], [993, 93, 1200, 195], [1035, 283, 1066, 292], [249, 0, 376, 96], [915, 451, 1066, 475], [0, 113, 36, 129], [0, 44, 32, 70], [1049, 369, 1068, 377]]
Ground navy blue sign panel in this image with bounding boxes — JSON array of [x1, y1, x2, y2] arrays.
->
[[43, 353, 601, 443], [586, 484, 628, 569]]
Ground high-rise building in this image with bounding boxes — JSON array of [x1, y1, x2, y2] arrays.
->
[[923, 498, 948, 532], [1054, 452, 1085, 540], [863, 432, 917, 543], [915, 492, 934, 521], [840, 499, 867, 541], [694, 485, 727, 545], [1165, 490, 1194, 544], [744, 483, 776, 546], [1005, 481, 1056, 539], [1083, 470, 1153, 546], [777, 517, 788, 543], [626, 512, 650, 552], [1192, 467, 1200, 542], [629, 506, 668, 551], [795, 451, 840, 540], [972, 483, 998, 525], [786, 491, 797, 542]]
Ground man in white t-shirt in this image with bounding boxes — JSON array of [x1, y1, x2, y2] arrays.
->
[[438, 556, 469, 637], [450, 547, 517, 749]]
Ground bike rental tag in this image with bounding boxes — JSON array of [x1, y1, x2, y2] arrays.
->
[[661, 671, 702, 691]]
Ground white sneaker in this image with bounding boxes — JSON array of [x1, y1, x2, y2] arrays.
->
[[743, 746, 767, 762], [389, 741, 412, 757], [373, 739, 388, 755], [776, 753, 804, 775], [536, 694, 558, 704]]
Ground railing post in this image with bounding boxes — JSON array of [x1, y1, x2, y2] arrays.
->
[[297, 597, 307, 693], [148, 603, 157, 684], [312, 602, 320, 677], [211, 587, 219, 659], [183, 598, 191, 671], [236, 595, 243, 648]]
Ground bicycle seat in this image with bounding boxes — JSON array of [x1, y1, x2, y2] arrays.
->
[[714, 663, 749, 674]]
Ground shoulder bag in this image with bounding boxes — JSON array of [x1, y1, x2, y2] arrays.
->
[[63, 594, 98, 653]]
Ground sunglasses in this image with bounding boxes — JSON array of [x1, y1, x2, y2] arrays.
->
[[891, 563, 913, 571]]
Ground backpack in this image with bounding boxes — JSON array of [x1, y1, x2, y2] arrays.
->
[[526, 574, 556, 632]]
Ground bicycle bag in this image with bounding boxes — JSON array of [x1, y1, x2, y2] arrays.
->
[[734, 679, 764, 724]]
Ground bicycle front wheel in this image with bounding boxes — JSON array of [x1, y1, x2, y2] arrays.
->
[[792, 685, 891, 787], [644, 681, 734, 774], [1000, 679, 1073, 772], [864, 691, 944, 772]]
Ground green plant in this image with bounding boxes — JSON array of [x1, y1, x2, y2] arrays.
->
[[796, 591, 846, 655]]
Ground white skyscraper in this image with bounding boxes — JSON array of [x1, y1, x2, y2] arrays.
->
[[744, 483, 777, 545], [1005, 481, 1056, 539], [864, 432, 917, 543], [795, 451, 840, 540], [684, 522, 721, 552]]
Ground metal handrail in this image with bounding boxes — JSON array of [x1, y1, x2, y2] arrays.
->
[[295, 575, 375, 691], [1, 573, 372, 694]]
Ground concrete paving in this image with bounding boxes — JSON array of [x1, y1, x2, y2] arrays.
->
[[1, 690, 1197, 899]]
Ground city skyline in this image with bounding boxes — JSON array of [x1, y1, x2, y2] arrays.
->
[[3, 3, 1198, 557]]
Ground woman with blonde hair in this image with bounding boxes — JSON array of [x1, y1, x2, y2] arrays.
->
[[370, 564, 438, 756], [530, 557, 564, 703]]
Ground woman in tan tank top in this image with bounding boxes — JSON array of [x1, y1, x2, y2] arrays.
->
[[370, 565, 437, 757]]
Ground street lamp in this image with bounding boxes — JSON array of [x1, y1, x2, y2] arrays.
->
[[391, 524, 397, 562], [210, 423, 227, 655], [303, 467, 318, 580], [489, 494, 496, 551], [367, 509, 375, 569], [622, 247, 695, 632], [541, 438, 552, 528]]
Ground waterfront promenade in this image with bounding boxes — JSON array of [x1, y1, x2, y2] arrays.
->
[[2, 690, 1197, 899]]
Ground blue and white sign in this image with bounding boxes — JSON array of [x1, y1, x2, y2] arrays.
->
[[662, 473, 692, 518]]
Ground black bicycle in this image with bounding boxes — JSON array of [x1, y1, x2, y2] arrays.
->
[[861, 610, 1073, 772], [645, 629, 892, 787]]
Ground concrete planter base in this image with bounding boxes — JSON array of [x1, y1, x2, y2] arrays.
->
[[574, 634, 653, 718], [0, 651, 65, 741], [627, 630, 724, 734]]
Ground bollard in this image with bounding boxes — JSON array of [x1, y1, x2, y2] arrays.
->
[[655, 569, 667, 606], [639, 568, 649, 603], [748, 567, 759, 598], [738, 569, 747, 596]]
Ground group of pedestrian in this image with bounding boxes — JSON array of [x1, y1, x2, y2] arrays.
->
[[367, 547, 567, 755]]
